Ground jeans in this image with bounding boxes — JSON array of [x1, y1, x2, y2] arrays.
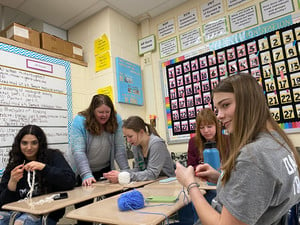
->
[[0, 211, 57, 225]]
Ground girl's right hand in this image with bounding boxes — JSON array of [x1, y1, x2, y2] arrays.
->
[[195, 163, 220, 184], [10, 164, 25, 183], [8, 164, 25, 191]]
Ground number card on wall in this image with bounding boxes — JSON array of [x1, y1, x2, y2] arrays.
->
[[165, 23, 300, 136]]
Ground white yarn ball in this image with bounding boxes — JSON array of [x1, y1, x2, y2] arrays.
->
[[118, 171, 131, 185]]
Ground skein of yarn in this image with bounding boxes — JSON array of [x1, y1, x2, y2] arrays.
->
[[118, 171, 131, 185], [118, 189, 145, 211]]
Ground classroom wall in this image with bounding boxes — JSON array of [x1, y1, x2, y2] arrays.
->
[[68, 8, 146, 119], [68, 0, 300, 154]]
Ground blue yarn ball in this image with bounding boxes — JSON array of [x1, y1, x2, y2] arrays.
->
[[118, 189, 145, 211]]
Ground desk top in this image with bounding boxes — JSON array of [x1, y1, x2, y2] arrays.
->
[[2, 185, 123, 215], [66, 186, 192, 225], [144, 178, 217, 190], [93, 178, 160, 189]]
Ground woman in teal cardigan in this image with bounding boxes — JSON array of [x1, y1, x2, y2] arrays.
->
[[69, 94, 129, 225], [69, 94, 129, 186]]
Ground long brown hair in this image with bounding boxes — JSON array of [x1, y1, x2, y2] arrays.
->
[[213, 74, 300, 184], [79, 94, 118, 135], [195, 108, 226, 161]]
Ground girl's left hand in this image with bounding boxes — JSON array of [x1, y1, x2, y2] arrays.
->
[[103, 170, 120, 183], [24, 161, 46, 171]]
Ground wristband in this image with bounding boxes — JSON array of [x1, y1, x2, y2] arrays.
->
[[187, 182, 200, 194]]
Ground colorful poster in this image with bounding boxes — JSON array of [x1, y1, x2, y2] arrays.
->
[[163, 22, 300, 137], [115, 57, 143, 105]]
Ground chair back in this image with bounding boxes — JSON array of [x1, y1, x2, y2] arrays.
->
[[281, 203, 299, 225]]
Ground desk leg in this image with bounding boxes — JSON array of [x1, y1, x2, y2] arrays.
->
[[42, 214, 49, 225], [9, 211, 18, 225]]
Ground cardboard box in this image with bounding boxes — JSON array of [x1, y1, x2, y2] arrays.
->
[[40, 32, 64, 55], [71, 42, 83, 61], [1, 22, 40, 48], [63, 41, 73, 58]]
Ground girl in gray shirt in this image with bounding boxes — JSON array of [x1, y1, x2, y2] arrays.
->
[[175, 74, 300, 225], [104, 116, 175, 182]]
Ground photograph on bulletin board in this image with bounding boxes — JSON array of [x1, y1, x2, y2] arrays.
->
[[162, 22, 300, 143]]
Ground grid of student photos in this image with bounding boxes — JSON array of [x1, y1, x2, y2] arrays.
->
[[166, 23, 300, 136]]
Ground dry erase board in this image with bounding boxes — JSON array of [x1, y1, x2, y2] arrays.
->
[[161, 21, 300, 143], [0, 42, 72, 176]]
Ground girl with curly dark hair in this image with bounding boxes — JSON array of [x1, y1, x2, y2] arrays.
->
[[0, 125, 76, 225]]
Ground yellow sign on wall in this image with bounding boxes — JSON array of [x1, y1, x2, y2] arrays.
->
[[94, 34, 110, 56], [95, 51, 111, 72], [97, 85, 114, 101]]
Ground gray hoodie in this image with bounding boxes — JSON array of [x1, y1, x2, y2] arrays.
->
[[129, 134, 175, 181]]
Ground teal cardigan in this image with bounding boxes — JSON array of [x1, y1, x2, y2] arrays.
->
[[69, 113, 129, 180]]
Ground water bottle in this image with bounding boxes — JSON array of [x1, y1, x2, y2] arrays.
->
[[203, 141, 220, 186]]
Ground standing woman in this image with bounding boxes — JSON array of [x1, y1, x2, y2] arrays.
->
[[176, 74, 300, 225], [187, 108, 226, 169], [70, 94, 129, 225], [69, 94, 129, 186], [104, 116, 175, 182], [0, 125, 76, 225]]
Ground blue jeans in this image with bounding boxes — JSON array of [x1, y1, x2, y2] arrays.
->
[[176, 190, 217, 225], [0, 211, 57, 225]]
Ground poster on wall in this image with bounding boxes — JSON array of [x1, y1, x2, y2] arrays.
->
[[203, 17, 228, 42], [229, 5, 258, 33], [0, 42, 72, 176], [115, 57, 144, 105], [260, 0, 294, 22], [158, 19, 175, 39], [178, 8, 198, 30], [227, 0, 250, 10], [161, 22, 300, 143]]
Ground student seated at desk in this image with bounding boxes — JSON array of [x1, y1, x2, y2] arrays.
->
[[104, 116, 175, 183], [188, 108, 227, 168], [175, 74, 300, 225], [0, 125, 76, 225]]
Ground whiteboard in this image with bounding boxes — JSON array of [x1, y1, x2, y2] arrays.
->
[[0, 42, 72, 176]]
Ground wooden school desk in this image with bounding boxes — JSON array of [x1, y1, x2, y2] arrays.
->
[[144, 178, 217, 191], [66, 185, 205, 225], [2, 185, 124, 225], [93, 177, 163, 189]]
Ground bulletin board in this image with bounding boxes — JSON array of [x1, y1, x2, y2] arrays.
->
[[161, 21, 300, 144], [0, 42, 72, 176]]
